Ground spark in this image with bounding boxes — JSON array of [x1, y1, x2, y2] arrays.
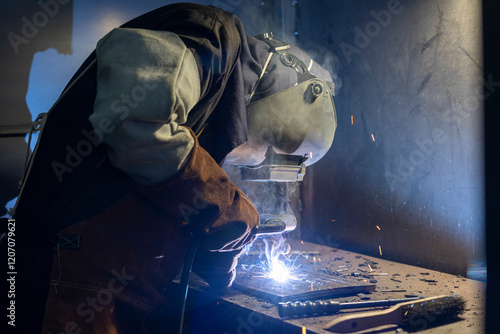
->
[[261, 236, 303, 283], [351, 115, 354, 124], [379, 245, 383, 256], [268, 259, 291, 282], [309, 151, 313, 159], [302, 326, 307, 334], [371, 133, 376, 141], [376, 225, 381, 230]]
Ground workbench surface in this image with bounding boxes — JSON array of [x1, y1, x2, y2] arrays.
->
[[184, 240, 485, 334]]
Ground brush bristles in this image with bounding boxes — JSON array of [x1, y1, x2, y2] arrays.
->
[[402, 295, 466, 331]]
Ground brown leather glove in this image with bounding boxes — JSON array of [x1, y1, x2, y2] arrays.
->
[[135, 127, 259, 289], [191, 248, 245, 291]]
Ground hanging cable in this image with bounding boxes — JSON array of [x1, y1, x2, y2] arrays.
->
[[178, 238, 199, 334]]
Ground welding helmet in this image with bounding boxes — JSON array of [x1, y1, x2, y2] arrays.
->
[[225, 33, 337, 181]]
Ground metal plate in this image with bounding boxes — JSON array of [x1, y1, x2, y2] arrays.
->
[[233, 261, 376, 303]]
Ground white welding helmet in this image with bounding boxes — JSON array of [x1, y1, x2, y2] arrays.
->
[[225, 33, 337, 181]]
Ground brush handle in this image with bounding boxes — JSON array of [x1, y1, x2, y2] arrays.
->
[[324, 306, 404, 333], [278, 298, 419, 318], [324, 295, 448, 333]]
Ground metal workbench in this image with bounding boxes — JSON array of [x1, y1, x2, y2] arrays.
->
[[181, 240, 485, 334]]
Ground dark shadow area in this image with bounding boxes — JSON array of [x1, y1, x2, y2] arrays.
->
[[0, 0, 73, 215], [483, 0, 500, 333]]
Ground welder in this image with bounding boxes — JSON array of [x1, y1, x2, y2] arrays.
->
[[12, 3, 336, 333]]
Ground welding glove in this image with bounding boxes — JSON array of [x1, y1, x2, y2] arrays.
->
[[135, 127, 260, 289], [192, 248, 245, 291]]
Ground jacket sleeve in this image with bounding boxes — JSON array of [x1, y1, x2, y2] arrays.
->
[[90, 27, 201, 185]]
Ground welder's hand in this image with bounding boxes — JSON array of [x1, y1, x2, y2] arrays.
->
[[134, 127, 259, 289], [192, 248, 245, 291]]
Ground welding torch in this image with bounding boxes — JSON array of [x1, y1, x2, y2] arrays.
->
[[172, 213, 296, 333], [252, 214, 297, 235]]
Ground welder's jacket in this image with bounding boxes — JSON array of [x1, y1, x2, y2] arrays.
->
[[13, 3, 262, 333]]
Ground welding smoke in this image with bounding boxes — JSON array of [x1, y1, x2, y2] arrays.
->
[[300, 40, 343, 95], [222, 163, 299, 219], [263, 233, 290, 264], [278, 30, 342, 95], [222, 163, 300, 261]]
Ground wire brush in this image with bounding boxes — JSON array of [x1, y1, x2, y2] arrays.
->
[[324, 295, 466, 333]]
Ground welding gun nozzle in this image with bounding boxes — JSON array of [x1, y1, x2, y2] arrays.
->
[[252, 214, 297, 235]]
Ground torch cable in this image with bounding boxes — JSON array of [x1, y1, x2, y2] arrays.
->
[[178, 238, 199, 334]]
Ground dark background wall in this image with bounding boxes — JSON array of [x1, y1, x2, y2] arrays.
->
[[0, 1, 488, 279], [0, 0, 73, 216], [296, 0, 485, 277]]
